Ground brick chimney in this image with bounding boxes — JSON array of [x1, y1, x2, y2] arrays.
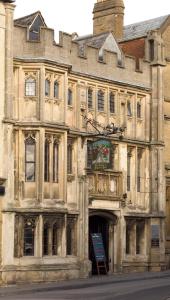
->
[[93, 0, 125, 39]]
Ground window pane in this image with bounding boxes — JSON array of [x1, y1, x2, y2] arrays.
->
[[43, 224, 49, 256], [52, 225, 58, 255], [88, 89, 93, 109], [25, 78, 36, 96], [66, 225, 72, 255], [25, 137, 36, 182], [26, 144, 35, 162], [24, 225, 34, 256], [25, 163, 35, 181], [67, 144, 72, 174], [68, 89, 72, 106], [45, 79, 50, 97], [53, 143, 59, 182], [137, 102, 141, 118], [44, 141, 50, 182], [110, 92, 115, 113], [127, 102, 132, 116], [54, 81, 59, 98], [98, 90, 104, 111]]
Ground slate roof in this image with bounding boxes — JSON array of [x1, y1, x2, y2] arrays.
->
[[121, 15, 169, 42], [14, 11, 47, 27], [75, 32, 109, 49]]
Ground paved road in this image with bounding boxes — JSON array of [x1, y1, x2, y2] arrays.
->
[[1, 272, 170, 299]]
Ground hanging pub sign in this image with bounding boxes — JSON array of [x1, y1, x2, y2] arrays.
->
[[92, 139, 112, 170]]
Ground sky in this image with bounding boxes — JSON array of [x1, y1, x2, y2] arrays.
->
[[14, 0, 170, 39]]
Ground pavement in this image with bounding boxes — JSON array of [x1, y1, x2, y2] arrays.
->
[[0, 270, 170, 297]]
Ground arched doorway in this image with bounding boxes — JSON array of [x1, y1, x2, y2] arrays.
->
[[89, 215, 110, 274]]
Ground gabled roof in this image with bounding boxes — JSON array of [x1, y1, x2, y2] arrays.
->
[[121, 15, 170, 42], [14, 11, 47, 27]]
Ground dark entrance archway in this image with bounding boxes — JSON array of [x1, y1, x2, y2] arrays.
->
[[89, 215, 109, 274]]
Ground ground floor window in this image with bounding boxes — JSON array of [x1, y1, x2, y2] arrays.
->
[[66, 216, 77, 256], [14, 213, 77, 258], [43, 215, 64, 256], [125, 218, 145, 256], [14, 214, 38, 257]]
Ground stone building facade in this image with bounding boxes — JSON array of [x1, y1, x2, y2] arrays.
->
[[0, 0, 169, 284]]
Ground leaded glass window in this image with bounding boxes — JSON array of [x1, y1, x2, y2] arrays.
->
[[25, 77, 36, 96], [110, 92, 115, 113], [68, 88, 73, 106], [97, 90, 104, 111], [44, 139, 50, 182], [23, 219, 35, 256], [53, 142, 59, 183], [25, 137, 36, 182], [88, 88, 93, 109], [54, 81, 59, 98], [45, 79, 50, 97]]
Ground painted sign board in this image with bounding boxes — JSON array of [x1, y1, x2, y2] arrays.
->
[[92, 139, 112, 170], [91, 233, 106, 262]]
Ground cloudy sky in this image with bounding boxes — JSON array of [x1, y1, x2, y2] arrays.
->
[[14, 0, 170, 39]]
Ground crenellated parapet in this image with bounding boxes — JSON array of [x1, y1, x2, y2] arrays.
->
[[13, 25, 151, 90]]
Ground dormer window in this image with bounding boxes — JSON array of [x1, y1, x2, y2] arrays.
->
[[29, 14, 45, 41]]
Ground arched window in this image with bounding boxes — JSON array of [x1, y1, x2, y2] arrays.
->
[[44, 139, 50, 182], [109, 92, 115, 113], [23, 218, 35, 256], [25, 77, 36, 96], [137, 102, 142, 118], [45, 79, 50, 97], [68, 88, 73, 106], [67, 139, 73, 174], [25, 136, 36, 182], [98, 90, 104, 111], [54, 81, 59, 98], [88, 88, 93, 109]]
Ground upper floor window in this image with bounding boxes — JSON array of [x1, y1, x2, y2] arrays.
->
[[44, 139, 50, 182], [45, 79, 50, 97], [25, 77, 36, 96], [54, 81, 59, 98], [137, 101, 142, 118], [53, 141, 59, 183], [127, 101, 132, 117], [109, 92, 115, 113], [88, 88, 93, 109], [68, 88, 73, 106], [67, 140, 73, 175], [44, 135, 59, 183], [149, 40, 154, 61], [98, 90, 104, 111], [25, 136, 36, 182]]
